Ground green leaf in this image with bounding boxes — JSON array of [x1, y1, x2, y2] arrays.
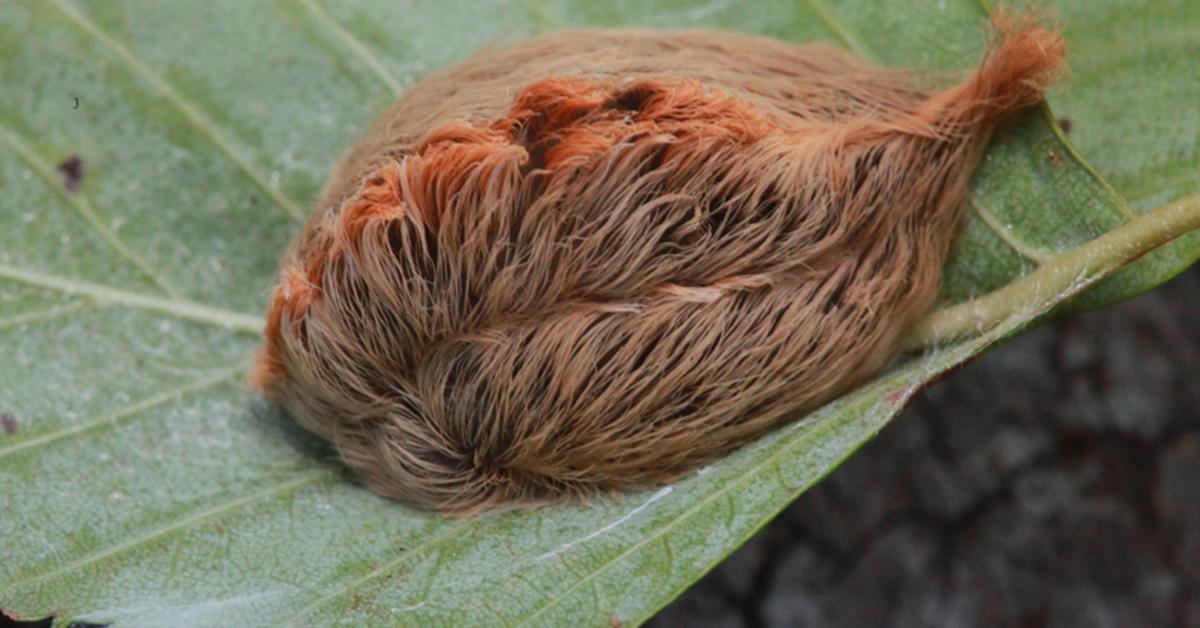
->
[[1041, 0, 1200, 308], [0, 1, 1196, 625]]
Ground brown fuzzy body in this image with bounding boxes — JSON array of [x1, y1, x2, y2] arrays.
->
[[254, 11, 1065, 515]]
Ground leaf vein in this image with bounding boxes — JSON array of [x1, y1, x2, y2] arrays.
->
[[1118, 169, 1200, 207], [0, 125, 180, 297], [801, 0, 873, 60], [295, 0, 404, 96], [0, 366, 240, 460], [0, 301, 91, 331], [0, 263, 263, 334], [273, 520, 479, 627], [969, 194, 1055, 264], [44, 0, 308, 224], [5, 469, 332, 591]]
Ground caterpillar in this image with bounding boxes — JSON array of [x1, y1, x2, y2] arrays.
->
[[253, 8, 1065, 515]]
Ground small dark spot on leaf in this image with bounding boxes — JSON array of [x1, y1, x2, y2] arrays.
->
[[56, 155, 85, 193], [1057, 116, 1072, 134], [1047, 148, 1063, 167], [1, 412, 16, 435], [610, 614, 623, 628], [72, 97, 80, 110], [249, 195, 259, 206]]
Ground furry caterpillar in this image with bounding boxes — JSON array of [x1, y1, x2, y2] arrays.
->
[[254, 9, 1065, 515]]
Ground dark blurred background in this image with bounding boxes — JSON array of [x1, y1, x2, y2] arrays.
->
[[650, 265, 1199, 628]]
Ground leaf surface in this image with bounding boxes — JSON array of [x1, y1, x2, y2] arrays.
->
[[0, 1, 1196, 625]]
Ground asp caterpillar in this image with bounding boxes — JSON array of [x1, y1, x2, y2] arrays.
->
[[254, 9, 1065, 515]]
